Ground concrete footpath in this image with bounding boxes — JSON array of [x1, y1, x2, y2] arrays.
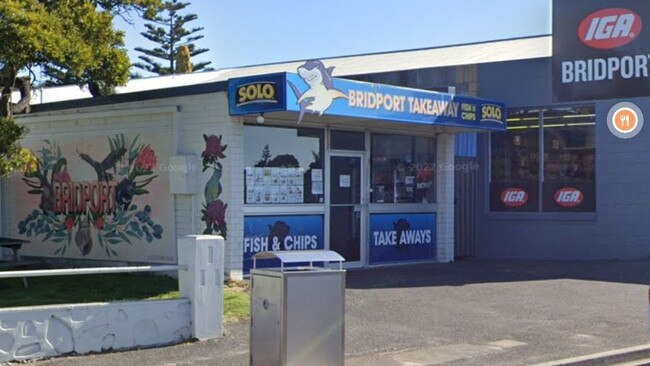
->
[[25, 259, 650, 366]]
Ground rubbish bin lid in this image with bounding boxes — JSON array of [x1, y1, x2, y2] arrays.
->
[[252, 250, 345, 264]]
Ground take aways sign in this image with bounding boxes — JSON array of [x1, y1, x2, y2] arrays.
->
[[369, 213, 436, 265], [243, 215, 324, 273], [553, 0, 650, 101]]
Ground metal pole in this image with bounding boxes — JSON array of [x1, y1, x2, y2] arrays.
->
[[0, 265, 187, 279]]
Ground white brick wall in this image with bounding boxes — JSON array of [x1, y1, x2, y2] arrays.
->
[[436, 133, 455, 262]]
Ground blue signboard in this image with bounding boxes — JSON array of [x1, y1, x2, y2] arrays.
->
[[243, 214, 324, 273], [369, 213, 437, 264], [228, 73, 287, 115], [228, 60, 506, 131]]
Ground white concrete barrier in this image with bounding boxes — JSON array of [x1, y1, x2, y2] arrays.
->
[[0, 234, 225, 363]]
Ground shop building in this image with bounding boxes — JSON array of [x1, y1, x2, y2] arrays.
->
[[3, 0, 649, 278]]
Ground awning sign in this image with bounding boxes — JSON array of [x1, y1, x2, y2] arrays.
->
[[228, 61, 506, 131]]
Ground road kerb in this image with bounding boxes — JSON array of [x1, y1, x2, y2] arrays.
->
[[529, 344, 650, 366]]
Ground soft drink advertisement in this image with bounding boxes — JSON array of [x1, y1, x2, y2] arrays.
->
[[243, 215, 324, 273], [369, 213, 436, 264]]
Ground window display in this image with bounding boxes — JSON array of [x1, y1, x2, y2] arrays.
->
[[490, 105, 595, 212], [371, 134, 436, 204], [244, 125, 324, 204], [490, 109, 540, 212]]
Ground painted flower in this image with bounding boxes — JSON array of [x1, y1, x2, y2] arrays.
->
[[205, 200, 227, 227], [134, 145, 157, 171], [202, 135, 227, 160], [64, 217, 75, 232], [53, 167, 72, 183], [94, 217, 105, 231]]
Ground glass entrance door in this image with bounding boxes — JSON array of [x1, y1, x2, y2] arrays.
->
[[329, 154, 365, 266]]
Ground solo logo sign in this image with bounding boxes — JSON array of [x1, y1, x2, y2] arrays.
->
[[579, 8, 643, 49], [236, 82, 278, 107], [501, 188, 528, 207], [553, 187, 583, 208], [607, 102, 644, 139]]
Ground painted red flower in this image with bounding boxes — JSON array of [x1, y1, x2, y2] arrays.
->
[[64, 217, 75, 232], [53, 167, 72, 183], [94, 217, 105, 230], [202, 135, 226, 160], [134, 145, 157, 171], [205, 200, 227, 227]]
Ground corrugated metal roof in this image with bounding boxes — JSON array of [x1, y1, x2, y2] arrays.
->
[[20, 35, 552, 105]]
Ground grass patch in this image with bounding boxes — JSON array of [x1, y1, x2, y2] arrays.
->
[[0, 273, 179, 308], [0, 273, 250, 322], [224, 280, 250, 322]]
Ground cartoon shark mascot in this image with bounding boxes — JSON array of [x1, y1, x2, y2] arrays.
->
[[288, 60, 347, 123]]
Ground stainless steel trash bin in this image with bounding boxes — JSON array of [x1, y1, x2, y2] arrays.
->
[[250, 250, 345, 366]]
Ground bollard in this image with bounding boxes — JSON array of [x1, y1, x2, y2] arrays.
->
[[178, 235, 224, 340]]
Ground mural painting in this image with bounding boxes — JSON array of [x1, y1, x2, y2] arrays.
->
[[200, 134, 228, 237], [10, 133, 175, 263]]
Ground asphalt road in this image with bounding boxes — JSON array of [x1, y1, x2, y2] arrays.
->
[[22, 259, 650, 366]]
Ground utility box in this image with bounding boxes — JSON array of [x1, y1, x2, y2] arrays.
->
[[250, 250, 346, 366]]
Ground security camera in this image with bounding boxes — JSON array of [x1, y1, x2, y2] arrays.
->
[[256, 114, 265, 124]]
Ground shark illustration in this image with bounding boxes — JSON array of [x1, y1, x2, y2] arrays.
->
[[288, 60, 347, 123]]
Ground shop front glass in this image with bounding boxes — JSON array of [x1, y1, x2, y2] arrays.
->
[[242, 125, 325, 272], [490, 105, 596, 213]]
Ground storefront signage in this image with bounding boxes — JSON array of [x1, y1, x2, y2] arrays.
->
[[500, 188, 529, 208], [553, 1, 650, 101], [369, 213, 436, 265], [607, 101, 644, 138], [553, 187, 584, 208], [228, 73, 287, 115], [228, 63, 506, 131], [243, 215, 324, 272]]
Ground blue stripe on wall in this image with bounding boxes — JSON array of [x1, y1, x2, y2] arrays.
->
[[455, 133, 477, 157]]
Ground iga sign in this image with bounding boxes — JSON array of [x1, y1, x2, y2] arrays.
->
[[369, 213, 436, 265], [243, 215, 324, 273], [500, 188, 529, 208], [553, 1, 650, 101], [553, 187, 584, 208]]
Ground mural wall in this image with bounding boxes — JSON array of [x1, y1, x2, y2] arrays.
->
[[6, 132, 175, 263]]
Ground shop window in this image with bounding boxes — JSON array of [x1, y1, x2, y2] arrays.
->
[[490, 105, 595, 213], [490, 109, 540, 211], [244, 125, 324, 204], [371, 134, 436, 204], [542, 106, 595, 212]]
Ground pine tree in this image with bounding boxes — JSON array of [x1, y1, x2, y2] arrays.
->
[[133, 0, 212, 75]]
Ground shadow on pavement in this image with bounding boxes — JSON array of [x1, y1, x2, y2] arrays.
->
[[345, 258, 650, 289]]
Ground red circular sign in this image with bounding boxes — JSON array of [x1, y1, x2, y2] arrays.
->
[[501, 188, 529, 208], [553, 187, 584, 208], [578, 8, 642, 49]]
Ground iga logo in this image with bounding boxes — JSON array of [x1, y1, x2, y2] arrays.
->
[[553, 188, 583, 208], [501, 188, 528, 207], [578, 8, 642, 49]]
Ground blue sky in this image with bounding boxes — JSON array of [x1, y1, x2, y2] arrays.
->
[[115, 0, 552, 73]]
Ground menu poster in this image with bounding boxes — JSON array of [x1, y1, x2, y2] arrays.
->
[[246, 166, 307, 204]]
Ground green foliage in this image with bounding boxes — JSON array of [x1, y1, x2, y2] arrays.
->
[[0, 0, 162, 108], [134, 0, 212, 75], [0, 117, 33, 176]]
